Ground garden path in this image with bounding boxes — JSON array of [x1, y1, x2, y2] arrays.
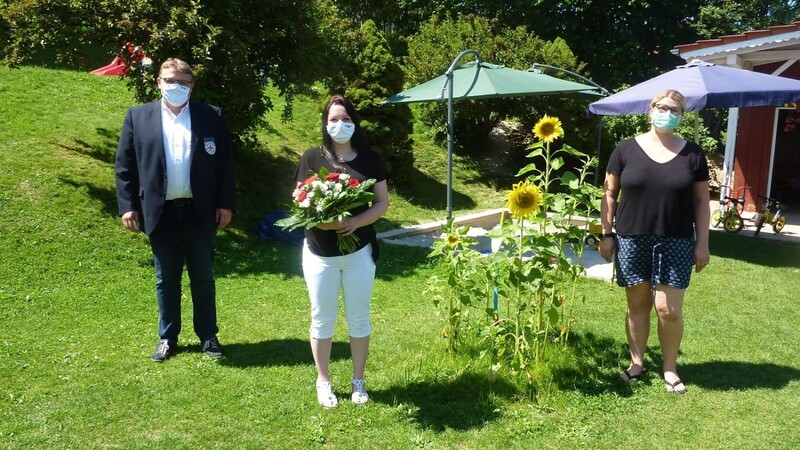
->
[[380, 201, 800, 283]]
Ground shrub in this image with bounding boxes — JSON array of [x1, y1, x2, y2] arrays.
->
[[326, 20, 414, 186]]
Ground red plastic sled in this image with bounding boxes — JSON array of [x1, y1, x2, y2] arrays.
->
[[90, 56, 126, 76], [90, 42, 148, 76]]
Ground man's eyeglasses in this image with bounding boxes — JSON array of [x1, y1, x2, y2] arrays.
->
[[653, 103, 682, 115], [160, 77, 194, 87]]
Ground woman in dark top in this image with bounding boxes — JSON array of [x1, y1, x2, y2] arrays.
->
[[599, 90, 710, 394], [295, 95, 389, 407]]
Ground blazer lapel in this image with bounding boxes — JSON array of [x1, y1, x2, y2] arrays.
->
[[188, 102, 201, 189], [189, 101, 200, 156], [147, 101, 167, 174]]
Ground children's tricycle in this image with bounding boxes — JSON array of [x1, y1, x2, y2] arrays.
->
[[584, 223, 604, 247]]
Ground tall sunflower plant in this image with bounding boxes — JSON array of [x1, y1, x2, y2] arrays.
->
[[425, 222, 496, 353], [427, 115, 602, 374]]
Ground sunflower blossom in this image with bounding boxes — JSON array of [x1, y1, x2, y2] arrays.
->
[[533, 115, 564, 143], [445, 232, 461, 248], [507, 180, 543, 219]]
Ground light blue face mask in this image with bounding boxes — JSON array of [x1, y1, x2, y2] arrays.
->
[[651, 111, 681, 132]]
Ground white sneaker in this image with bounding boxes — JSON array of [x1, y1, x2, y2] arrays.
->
[[316, 381, 338, 408], [351, 379, 369, 405]]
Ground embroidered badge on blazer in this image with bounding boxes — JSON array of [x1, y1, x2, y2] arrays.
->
[[204, 137, 217, 155]]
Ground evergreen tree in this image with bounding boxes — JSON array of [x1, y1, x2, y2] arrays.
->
[[327, 20, 414, 185]]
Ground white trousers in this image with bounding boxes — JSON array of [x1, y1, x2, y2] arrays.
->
[[302, 241, 375, 339]]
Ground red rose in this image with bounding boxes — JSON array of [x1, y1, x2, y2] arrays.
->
[[326, 172, 341, 181], [348, 178, 360, 187], [296, 191, 307, 202], [302, 175, 317, 186]]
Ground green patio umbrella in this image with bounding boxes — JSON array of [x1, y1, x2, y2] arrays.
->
[[383, 60, 597, 104], [381, 50, 601, 219]]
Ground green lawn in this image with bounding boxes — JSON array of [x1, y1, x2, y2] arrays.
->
[[1, 66, 800, 449]]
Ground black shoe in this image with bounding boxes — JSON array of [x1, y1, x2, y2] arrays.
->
[[152, 339, 177, 362], [201, 336, 224, 359]]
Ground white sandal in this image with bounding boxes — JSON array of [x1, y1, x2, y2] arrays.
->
[[316, 381, 338, 408], [351, 378, 369, 405]]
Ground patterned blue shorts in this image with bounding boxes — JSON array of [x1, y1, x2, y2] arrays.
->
[[615, 235, 694, 290]]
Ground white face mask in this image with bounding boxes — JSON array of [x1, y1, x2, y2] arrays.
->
[[161, 83, 191, 107], [326, 121, 355, 144]]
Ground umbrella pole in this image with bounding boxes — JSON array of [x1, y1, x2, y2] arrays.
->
[[694, 113, 700, 144], [594, 119, 604, 186], [447, 79, 454, 220], [441, 49, 482, 220], [721, 107, 740, 202]]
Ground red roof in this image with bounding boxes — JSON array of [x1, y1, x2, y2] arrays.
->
[[674, 21, 800, 54]]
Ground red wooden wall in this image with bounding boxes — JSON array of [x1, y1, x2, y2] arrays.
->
[[733, 106, 775, 212], [732, 60, 800, 212]]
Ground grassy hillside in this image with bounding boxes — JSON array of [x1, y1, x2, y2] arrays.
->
[[2, 67, 800, 449], [0, 66, 506, 301]]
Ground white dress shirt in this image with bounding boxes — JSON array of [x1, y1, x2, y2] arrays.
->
[[161, 101, 193, 200]]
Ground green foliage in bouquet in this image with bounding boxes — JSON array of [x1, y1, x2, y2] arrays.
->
[[275, 167, 376, 253]]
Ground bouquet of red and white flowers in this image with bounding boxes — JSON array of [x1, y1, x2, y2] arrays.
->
[[275, 167, 376, 253]]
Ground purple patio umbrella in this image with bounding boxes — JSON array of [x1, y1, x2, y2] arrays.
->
[[588, 60, 800, 116], [588, 59, 800, 211]]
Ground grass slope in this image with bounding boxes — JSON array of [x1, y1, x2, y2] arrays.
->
[[1, 66, 799, 449]]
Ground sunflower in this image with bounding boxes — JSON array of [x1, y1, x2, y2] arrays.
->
[[444, 232, 462, 248], [507, 180, 543, 219], [533, 115, 564, 143]]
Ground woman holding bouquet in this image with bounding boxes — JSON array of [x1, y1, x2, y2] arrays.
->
[[294, 95, 389, 408]]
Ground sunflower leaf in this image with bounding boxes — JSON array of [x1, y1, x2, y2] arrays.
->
[[560, 144, 587, 157], [550, 157, 564, 170], [515, 163, 539, 177], [526, 141, 544, 152]]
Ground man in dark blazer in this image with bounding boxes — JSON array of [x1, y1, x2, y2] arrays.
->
[[115, 58, 236, 362]]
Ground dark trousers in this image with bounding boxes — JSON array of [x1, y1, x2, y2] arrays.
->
[[148, 201, 218, 343]]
